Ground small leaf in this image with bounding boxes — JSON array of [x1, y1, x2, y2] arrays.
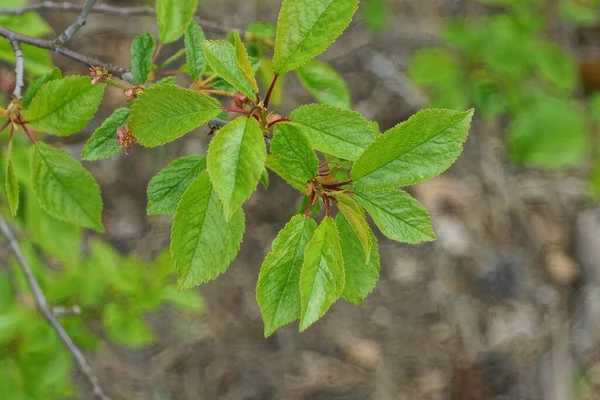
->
[[355, 189, 435, 244], [296, 60, 350, 109], [273, 0, 359, 74], [81, 108, 130, 161], [232, 31, 259, 94], [299, 216, 345, 331], [171, 171, 245, 289], [184, 21, 206, 79], [129, 84, 221, 147], [537, 42, 576, 91], [206, 117, 266, 219], [30, 142, 104, 231], [337, 202, 371, 263], [156, 0, 198, 44], [271, 123, 318, 183], [201, 40, 257, 99], [265, 154, 307, 192], [290, 104, 374, 161], [103, 303, 155, 347], [257, 215, 317, 336], [23, 76, 105, 136], [361, 0, 391, 31], [5, 141, 19, 216], [147, 155, 206, 215], [22, 67, 61, 108], [352, 109, 473, 192], [130, 33, 155, 84], [336, 212, 380, 304]]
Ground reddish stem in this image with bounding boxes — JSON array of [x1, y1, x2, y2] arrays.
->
[[19, 116, 36, 144], [267, 117, 290, 128], [0, 118, 10, 133], [322, 179, 352, 190], [222, 107, 251, 116], [264, 74, 279, 108], [303, 190, 317, 216], [152, 42, 163, 64], [322, 193, 332, 216]]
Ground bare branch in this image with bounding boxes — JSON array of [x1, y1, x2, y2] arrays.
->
[[0, 217, 110, 400], [9, 39, 24, 99], [53, 0, 99, 46], [0, 1, 235, 32], [0, 25, 133, 82]]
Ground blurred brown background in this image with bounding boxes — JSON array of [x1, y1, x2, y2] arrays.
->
[[5, 0, 600, 399]]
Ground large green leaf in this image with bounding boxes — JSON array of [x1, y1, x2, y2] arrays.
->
[[184, 21, 206, 80], [171, 171, 245, 289], [273, 0, 359, 74], [206, 117, 266, 220], [232, 31, 259, 94], [156, 0, 198, 44], [355, 189, 435, 244], [296, 60, 350, 109], [271, 123, 318, 183], [22, 67, 61, 108], [30, 142, 104, 232], [201, 40, 258, 99], [257, 215, 317, 337], [352, 109, 473, 192], [147, 155, 206, 215], [337, 202, 371, 263], [290, 104, 374, 161], [129, 84, 221, 147], [299, 216, 344, 331], [508, 96, 587, 168], [336, 213, 380, 305], [130, 33, 155, 84], [81, 108, 130, 161], [23, 76, 105, 136], [5, 141, 19, 217]]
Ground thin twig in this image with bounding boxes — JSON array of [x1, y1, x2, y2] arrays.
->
[[0, 1, 236, 32], [0, 217, 110, 400], [53, 0, 98, 46], [0, 25, 132, 82], [9, 39, 24, 99]]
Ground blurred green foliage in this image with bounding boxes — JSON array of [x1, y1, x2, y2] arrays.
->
[[0, 135, 203, 399], [408, 0, 600, 197]]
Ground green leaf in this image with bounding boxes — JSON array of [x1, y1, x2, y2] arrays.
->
[[361, 0, 390, 31], [232, 31, 259, 94], [271, 123, 318, 183], [296, 60, 350, 109], [184, 21, 206, 79], [81, 108, 130, 161], [273, 0, 359, 74], [130, 33, 155, 84], [30, 142, 104, 232], [336, 212, 380, 304], [290, 104, 374, 161], [22, 67, 61, 108], [129, 84, 221, 147], [201, 40, 258, 99], [206, 117, 266, 219], [508, 96, 587, 168], [171, 171, 245, 289], [103, 303, 155, 347], [352, 109, 473, 192], [355, 189, 435, 244], [537, 43, 577, 91], [23, 76, 105, 136], [257, 215, 317, 336], [409, 48, 463, 88], [156, 0, 198, 44], [265, 155, 307, 192], [337, 202, 371, 263], [260, 168, 269, 189], [5, 141, 19, 216], [299, 216, 345, 331], [246, 22, 276, 42], [147, 155, 206, 215]]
